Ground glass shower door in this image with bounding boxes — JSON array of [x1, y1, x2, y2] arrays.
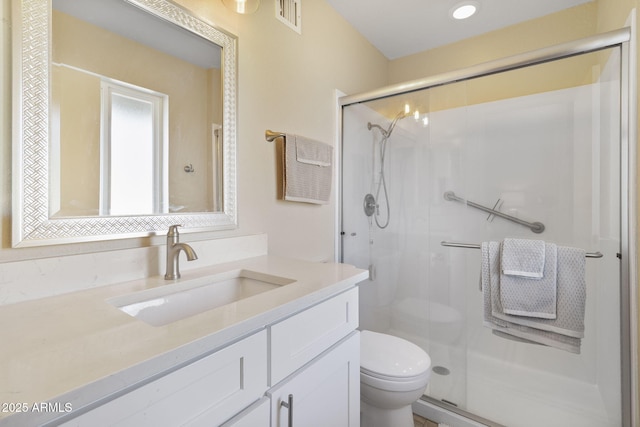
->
[[341, 45, 623, 426]]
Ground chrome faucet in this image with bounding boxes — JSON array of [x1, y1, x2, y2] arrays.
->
[[164, 225, 198, 280]]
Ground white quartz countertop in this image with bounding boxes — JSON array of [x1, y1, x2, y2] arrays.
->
[[0, 255, 368, 425]]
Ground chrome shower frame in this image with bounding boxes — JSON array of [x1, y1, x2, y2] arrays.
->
[[338, 27, 638, 426]]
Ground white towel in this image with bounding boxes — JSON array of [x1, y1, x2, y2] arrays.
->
[[499, 241, 557, 319], [501, 238, 546, 278], [283, 134, 333, 204], [481, 242, 584, 354]]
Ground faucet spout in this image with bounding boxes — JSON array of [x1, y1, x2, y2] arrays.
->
[[164, 225, 198, 280], [174, 243, 198, 261]]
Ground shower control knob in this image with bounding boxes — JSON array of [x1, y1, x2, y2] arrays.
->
[[364, 194, 376, 217]]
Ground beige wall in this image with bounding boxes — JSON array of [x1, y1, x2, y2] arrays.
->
[[52, 65, 102, 215], [388, 3, 598, 84], [1, 0, 10, 251], [171, 0, 389, 262]]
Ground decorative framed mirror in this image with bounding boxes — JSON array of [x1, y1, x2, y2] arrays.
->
[[12, 0, 237, 247]]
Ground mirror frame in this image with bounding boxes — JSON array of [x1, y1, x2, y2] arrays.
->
[[12, 0, 238, 247]]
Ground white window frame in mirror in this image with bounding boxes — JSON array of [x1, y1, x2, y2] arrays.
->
[[12, 0, 238, 247], [98, 80, 169, 216]]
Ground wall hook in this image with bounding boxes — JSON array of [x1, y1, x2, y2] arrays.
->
[[184, 164, 195, 173]]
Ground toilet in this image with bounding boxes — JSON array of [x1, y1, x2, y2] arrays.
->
[[360, 330, 432, 427]]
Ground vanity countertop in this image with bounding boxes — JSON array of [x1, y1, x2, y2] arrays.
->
[[0, 255, 368, 425]]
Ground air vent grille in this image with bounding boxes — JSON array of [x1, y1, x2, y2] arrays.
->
[[276, 0, 301, 34]]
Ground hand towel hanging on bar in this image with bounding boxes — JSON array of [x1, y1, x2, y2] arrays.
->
[[265, 130, 333, 204]]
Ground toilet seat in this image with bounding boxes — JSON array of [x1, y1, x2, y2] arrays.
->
[[361, 368, 430, 392], [361, 367, 429, 383], [360, 330, 431, 381]]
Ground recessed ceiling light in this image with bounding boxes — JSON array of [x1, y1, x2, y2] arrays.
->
[[451, 2, 478, 20]]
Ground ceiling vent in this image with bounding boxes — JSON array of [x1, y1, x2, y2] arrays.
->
[[276, 0, 301, 34]]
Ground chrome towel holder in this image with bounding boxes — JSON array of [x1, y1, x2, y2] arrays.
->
[[265, 129, 286, 142], [440, 240, 604, 258]]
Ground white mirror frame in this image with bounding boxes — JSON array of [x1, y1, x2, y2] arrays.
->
[[12, 0, 238, 247]]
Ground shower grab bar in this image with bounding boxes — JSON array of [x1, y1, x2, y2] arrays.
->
[[265, 129, 286, 142], [440, 241, 604, 258], [444, 191, 545, 234]]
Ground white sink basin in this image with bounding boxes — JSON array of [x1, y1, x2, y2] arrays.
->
[[108, 269, 296, 326]]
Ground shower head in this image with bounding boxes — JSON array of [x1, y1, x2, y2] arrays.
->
[[367, 122, 389, 137], [367, 109, 409, 139]]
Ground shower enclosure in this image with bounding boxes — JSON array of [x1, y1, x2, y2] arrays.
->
[[339, 29, 637, 427]]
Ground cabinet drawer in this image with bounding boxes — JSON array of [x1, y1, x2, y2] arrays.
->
[[270, 287, 358, 384], [61, 330, 268, 427], [219, 397, 270, 427]]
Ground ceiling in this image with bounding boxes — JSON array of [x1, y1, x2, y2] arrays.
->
[[325, 0, 594, 60]]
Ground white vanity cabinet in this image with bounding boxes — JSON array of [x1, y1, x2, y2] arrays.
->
[[268, 333, 360, 427], [0, 255, 369, 427], [54, 287, 360, 427], [268, 287, 360, 427], [59, 331, 268, 427]]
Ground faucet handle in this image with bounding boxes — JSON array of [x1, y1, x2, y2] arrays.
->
[[167, 224, 183, 236]]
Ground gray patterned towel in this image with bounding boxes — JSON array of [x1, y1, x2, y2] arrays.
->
[[501, 238, 546, 278], [283, 134, 333, 204], [499, 242, 557, 319], [481, 242, 585, 354]]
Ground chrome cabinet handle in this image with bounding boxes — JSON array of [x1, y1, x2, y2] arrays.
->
[[280, 394, 293, 427]]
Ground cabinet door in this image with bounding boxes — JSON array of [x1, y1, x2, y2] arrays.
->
[[268, 332, 359, 427]]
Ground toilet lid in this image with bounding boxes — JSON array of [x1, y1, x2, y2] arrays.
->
[[360, 330, 431, 379]]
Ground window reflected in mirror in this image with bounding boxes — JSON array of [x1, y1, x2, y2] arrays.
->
[[103, 81, 168, 216]]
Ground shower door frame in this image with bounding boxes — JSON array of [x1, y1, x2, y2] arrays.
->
[[338, 27, 638, 426]]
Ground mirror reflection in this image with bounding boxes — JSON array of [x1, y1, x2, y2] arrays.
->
[[51, 0, 223, 217]]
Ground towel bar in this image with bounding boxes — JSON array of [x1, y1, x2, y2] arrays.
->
[[441, 241, 603, 258], [265, 129, 286, 142]]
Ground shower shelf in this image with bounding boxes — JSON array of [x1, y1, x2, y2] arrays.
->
[[440, 241, 603, 258], [444, 191, 545, 234]]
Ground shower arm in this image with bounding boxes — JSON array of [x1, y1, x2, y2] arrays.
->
[[444, 191, 545, 234]]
